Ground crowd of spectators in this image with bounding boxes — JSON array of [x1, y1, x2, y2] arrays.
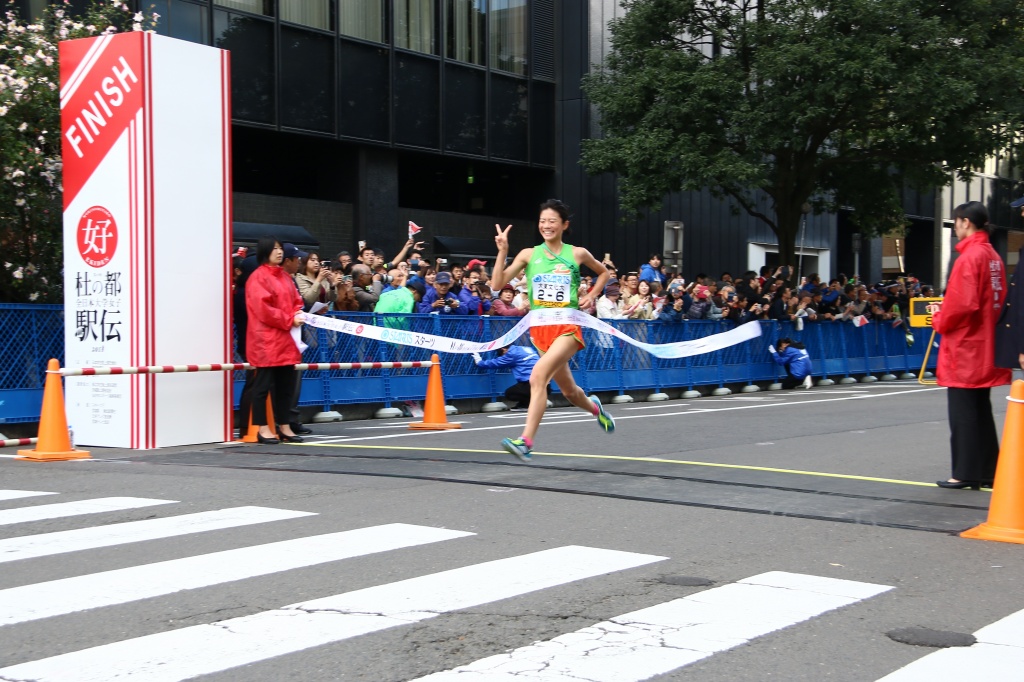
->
[[235, 237, 932, 334]]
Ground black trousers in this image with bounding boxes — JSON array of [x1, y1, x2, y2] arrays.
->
[[780, 367, 803, 390], [250, 365, 297, 428], [289, 369, 303, 425], [237, 369, 255, 430], [947, 386, 1000, 482], [504, 380, 551, 407]]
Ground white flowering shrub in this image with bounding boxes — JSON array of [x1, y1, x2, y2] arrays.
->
[[0, 0, 158, 303]]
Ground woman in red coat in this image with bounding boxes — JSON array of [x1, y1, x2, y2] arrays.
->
[[245, 237, 305, 444], [931, 202, 1011, 489]]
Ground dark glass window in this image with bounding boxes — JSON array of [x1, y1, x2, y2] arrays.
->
[[394, 55, 440, 148], [150, 0, 209, 44], [490, 0, 526, 75], [490, 74, 527, 161], [339, 40, 390, 141], [280, 28, 334, 133], [446, 0, 485, 66], [395, 0, 437, 55], [280, 0, 331, 31], [444, 65, 485, 155], [340, 0, 385, 42], [214, 0, 273, 18], [530, 82, 554, 166], [214, 11, 275, 124]]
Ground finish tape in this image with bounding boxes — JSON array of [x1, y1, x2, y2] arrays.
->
[[301, 308, 761, 359]]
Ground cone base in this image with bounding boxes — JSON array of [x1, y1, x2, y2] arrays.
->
[[16, 448, 91, 461], [408, 422, 462, 431], [960, 523, 1024, 544]]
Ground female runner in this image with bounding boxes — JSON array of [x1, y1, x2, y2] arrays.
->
[[491, 199, 615, 461]]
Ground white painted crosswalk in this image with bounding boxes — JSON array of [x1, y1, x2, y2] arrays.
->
[[0, 489, 58, 502], [0, 523, 473, 626], [0, 497, 175, 526], [0, 546, 667, 681], [411, 571, 893, 682], [0, 506, 314, 563], [0, 487, 1021, 682]]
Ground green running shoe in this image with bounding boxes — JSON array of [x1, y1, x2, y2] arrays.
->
[[590, 395, 615, 433], [502, 437, 533, 462]]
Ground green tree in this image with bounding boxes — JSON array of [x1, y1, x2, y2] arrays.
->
[[582, 0, 1024, 264], [0, 0, 158, 303]]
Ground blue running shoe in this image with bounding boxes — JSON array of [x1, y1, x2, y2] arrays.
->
[[502, 437, 533, 462], [590, 395, 615, 433]]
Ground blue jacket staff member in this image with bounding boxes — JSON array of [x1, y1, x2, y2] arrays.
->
[[473, 345, 548, 409], [768, 337, 813, 389]]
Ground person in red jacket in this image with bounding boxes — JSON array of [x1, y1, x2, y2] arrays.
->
[[245, 237, 306, 444], [931, 201, 1011, 489]]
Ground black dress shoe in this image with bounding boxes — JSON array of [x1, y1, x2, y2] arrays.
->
[[256, 433, 280, 445], [289, 423, 313, 435], [936, 479, 982, 490], [278, 432, 304, 443]]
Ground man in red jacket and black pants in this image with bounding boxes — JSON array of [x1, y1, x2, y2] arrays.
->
[[932, 201, 1011, 490]]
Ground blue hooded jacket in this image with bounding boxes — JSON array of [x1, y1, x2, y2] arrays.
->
[[639, 263, 666, 286], [771, 345, 812, 379], [477, 345, 539, 382]]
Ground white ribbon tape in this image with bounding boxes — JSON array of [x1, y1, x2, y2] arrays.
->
[[300, 309, 761, 360]]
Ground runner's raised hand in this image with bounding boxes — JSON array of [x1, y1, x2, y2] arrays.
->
[[494, 224, 512, 251]]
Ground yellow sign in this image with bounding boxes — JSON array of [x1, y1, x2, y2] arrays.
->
[[909, 297, 943, 328]]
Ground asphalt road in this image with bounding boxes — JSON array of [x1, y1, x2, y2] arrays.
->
[[1, 379, 1023, 681]]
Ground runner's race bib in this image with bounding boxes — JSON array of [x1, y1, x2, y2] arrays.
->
[[532, 273, 572, 307]]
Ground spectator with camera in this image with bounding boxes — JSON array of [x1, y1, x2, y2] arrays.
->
[[295, 252, 337, 312], [657, 282, 688, 323], [447, 262, 465, 295], [379, 267, 405, 294], [418, 270, 465, 314], [333, 272, 359, 311], [459, 268, 492, 314], [687, 285, 713, 319]]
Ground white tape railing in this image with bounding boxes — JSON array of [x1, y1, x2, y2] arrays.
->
[[49, 361, 433, 377]]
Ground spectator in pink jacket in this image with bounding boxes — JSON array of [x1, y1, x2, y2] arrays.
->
[[491, 284, 528, 316]]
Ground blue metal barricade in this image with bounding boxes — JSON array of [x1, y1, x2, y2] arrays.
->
[[0, 306, 944, 423]]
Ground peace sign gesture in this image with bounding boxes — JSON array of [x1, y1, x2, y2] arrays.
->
[[494, 224, 512, 251]]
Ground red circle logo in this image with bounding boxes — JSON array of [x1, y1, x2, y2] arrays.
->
[[76, 206, 118, 268], [355, 325, 364, 335]]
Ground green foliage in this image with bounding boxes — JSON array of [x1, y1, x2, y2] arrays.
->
[[582, 0, 1024, 262], [0, 0, 158, 303]]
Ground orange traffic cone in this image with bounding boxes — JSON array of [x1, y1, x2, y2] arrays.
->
[[409, 354, 461, 430], [962, 379, 1024, 544], [241, 395, 277, 443], [18, 359, 90, 461]]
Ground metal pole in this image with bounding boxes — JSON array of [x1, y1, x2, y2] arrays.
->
[[797, 203, 811, 285]]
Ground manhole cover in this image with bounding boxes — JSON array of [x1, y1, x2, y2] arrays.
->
[[886, 627, 976, 648]]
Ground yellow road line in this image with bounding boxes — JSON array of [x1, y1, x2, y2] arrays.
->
[[301, 442, 936, 488]]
